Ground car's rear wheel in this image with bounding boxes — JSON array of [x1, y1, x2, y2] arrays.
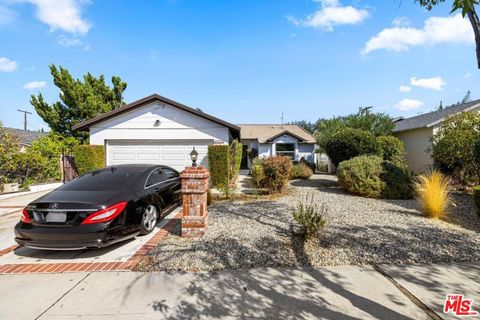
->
[[139, 204, 159, 235]]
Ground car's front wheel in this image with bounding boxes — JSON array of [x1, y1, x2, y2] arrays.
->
[[139, 204, 159, 235]]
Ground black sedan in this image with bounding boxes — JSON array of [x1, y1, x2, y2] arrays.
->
[[15, 164, 182, 250]]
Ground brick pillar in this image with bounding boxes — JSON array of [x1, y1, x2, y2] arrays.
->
[[180, 166, 210, 237]]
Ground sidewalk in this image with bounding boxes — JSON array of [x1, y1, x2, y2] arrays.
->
[[1, 261, 478, 319]]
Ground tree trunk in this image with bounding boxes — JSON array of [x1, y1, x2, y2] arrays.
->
[[466, 9, 480, 69]]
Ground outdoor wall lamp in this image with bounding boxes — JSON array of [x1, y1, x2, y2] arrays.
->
[[190, 147, 198, 167], [154, 120, 161, 127]]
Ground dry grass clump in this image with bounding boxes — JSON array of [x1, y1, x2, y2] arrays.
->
[[414, 170, 451, 219]]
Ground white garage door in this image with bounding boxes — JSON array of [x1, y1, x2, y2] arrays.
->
[[107, 140, 211, 171]]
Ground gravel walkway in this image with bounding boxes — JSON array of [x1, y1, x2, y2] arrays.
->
[[145, 174, 480, 271]]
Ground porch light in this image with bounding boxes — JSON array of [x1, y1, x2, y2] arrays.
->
[[190, 147, 198, 167]]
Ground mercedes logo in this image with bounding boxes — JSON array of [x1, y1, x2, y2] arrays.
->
[[50, 203, 59, 209]]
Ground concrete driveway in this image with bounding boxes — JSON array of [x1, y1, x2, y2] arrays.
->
[[0, 190, 181, 273], [0, 190, 52, 251]]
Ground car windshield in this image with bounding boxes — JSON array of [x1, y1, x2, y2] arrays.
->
[[58, 169, 139, 191]]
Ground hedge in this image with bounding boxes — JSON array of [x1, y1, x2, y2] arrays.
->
[[474, 186, 480, 217], [376, 135, 406, 167], [325, 128, 381, 167], [208, 145, 230, 189], [230, 139, 243, 183], [72, 145, 105, 175]]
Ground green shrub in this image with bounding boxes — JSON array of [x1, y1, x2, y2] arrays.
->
[[251, 164, 265, 188], [72, 145, 105, 175], [291, 163, 313, 179], [325, 128, 381, 167], [229, 139, 242, 183], [292, 194, 327, 239], [252, 157, 263, 167], [377, 135, 406, 167], [9, 151, 48, 187], [262, 156, 292, 193], [432, 112, 480, 185], [337, 155, 412, 199], [30, 132, 79, 181], [208, 145, 230, 189], [474, 186, 480, 217]]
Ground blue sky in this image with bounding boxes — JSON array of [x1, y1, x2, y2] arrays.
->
[[0, 0, 477, 131]]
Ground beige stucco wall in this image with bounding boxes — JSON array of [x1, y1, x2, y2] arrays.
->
[[394, 127, 434, 173]]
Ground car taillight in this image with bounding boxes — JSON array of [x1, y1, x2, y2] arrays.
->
[[81, 202, 127, 224], [21, 209, 31, 223]]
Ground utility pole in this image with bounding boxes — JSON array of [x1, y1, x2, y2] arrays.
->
[[281, 112, 284, 126], [17, 109, 32, 131]]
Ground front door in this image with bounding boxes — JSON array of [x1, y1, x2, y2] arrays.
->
[[240, 145, 249, 169]]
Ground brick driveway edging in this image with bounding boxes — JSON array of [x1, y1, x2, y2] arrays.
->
[[0, 211, 182, 274]]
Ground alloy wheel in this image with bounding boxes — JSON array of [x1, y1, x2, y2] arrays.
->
[[143, 205, 158, 231]]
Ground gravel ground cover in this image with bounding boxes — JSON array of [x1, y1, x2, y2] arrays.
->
[[145, 174, 480, 271]]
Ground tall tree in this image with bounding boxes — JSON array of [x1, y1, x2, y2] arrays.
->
[[31, 65, 127, 142], [462, 90, 472, 103], [342, 107, 394, 137], [438, 100, 444, 110], [417, 0, 480, 69], [287, 120, 316, 134], [314, 108, 394, 152]]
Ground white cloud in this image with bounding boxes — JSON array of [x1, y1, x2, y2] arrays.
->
[[58, 35, 90, 50], [464, 72, 474, 78], [392, 17, 410, 28], [19, 0, 91, 35], [0, 57, 17, 72], [399, 85, 412, 92], [362, 14, 473, 54], [288, 0, 369, 31], [0, 5, 17, 25], [393, 98, 424, 111], [23, 81, 46, 89], [410, 76, 445, 91]]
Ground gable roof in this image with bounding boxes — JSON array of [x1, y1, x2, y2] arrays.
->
[[72, 93, 240, 137], [393, 99, 480, 133], [238, 124, 316, 143], [4, 128, 47, 146]]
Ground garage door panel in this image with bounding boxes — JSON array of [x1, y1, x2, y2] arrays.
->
[[107, 140, 213, 171]]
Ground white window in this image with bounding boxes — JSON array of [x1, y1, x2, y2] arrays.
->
[[276, 143, 295, 159]]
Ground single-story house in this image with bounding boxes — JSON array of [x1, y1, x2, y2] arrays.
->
[[73, 94, 240, 171], [4, 127, 47, 152], [393, 99, 480, 173], [238, 124, 317, 169], [73, 94, 317, 172]]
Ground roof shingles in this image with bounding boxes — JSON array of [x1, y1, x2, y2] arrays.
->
[[238, 124, 316, 143], [4, 128, 47, 146], [393, 99, 480, 133]]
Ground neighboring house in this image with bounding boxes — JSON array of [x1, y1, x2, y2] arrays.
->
[[393, 99, 480, 173], [238, 124, 317, 169], [4, 127, 47, 152], [73, 94, 240, 171]]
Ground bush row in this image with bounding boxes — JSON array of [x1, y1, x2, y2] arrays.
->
[[207, 140, 243, 193], [71, 145, 105, 175]]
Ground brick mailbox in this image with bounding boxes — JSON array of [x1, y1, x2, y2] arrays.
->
[[180, 166, 210, 237]]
